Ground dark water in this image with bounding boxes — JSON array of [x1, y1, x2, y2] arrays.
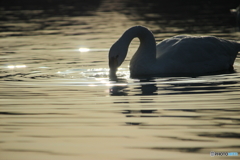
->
[[1, 0, 240, 160]]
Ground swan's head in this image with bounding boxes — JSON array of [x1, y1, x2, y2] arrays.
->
[[108, 41, 128, 77]]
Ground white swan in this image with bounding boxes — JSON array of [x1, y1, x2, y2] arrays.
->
[[109, 26, 240, 77]]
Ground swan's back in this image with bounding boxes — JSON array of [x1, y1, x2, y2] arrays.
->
[[156, 35, 240, 74]]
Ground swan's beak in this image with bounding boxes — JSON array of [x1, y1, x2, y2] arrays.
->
[[109, 56, 118, 79], [109, 56, 118, 70]]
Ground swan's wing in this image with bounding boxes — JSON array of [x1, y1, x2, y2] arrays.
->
[[156, 35, 192, 57], [155, 36, 239, 73], [156, 36, 239, 62]]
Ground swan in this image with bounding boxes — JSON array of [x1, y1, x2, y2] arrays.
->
[[109, 26, 240, 78]]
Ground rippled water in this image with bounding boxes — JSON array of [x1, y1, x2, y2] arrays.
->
[[1, 0, 240, 160]]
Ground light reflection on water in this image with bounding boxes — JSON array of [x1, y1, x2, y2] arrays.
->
[[6, 65, 26, 69], [1, 0, 240, 160]]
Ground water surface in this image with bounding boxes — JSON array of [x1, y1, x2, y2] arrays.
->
[[1, 0, 240, 160]]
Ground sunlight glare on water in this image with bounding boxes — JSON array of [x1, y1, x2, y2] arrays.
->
[[79, 47, 90, 52], [6, 64, 26, 69]]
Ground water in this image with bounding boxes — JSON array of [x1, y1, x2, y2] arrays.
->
[[1, 0, 240, 160]]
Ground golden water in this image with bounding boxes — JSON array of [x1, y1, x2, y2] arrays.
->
[[1, 0, 240, 159]]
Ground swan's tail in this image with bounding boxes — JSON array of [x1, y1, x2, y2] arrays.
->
[[230, 40, 240, 53], [227, 41, 240, 70], [230, 42, 240, 70], [236, 42, 240, 55]]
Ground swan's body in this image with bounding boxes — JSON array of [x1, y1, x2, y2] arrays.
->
[[109, 26, 240, 77]]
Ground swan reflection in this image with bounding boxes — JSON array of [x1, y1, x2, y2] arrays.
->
[[135, 79, 158, 95], [109, 78, 129, 96], [109, 75, 239, 128], [109, 74, 239, 96]]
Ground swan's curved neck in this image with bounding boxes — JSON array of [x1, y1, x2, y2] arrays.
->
[[120, 26, 156, 58]]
